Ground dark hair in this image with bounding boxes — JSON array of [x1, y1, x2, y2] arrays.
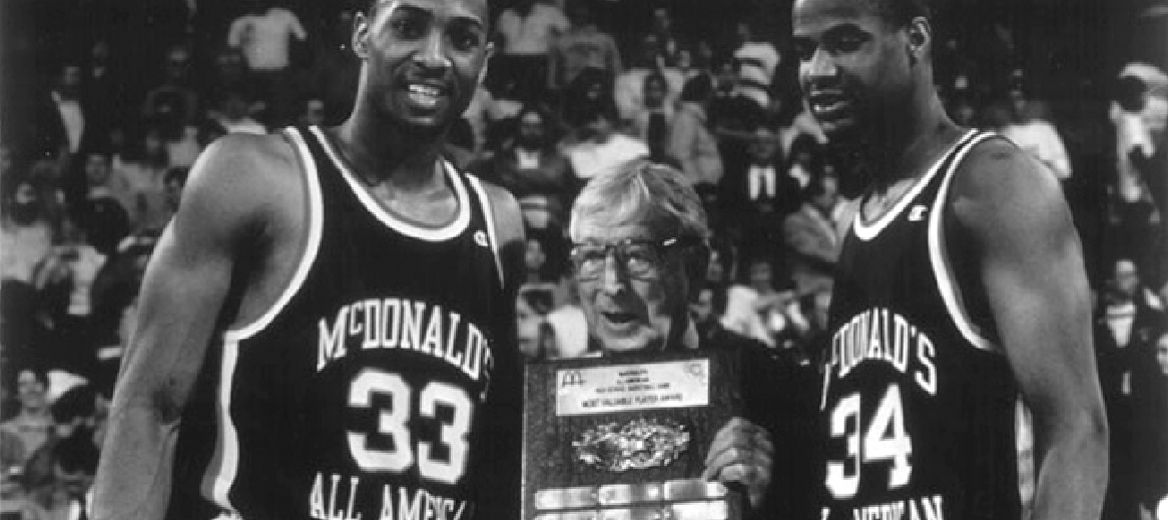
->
[[50, 386, 95, 425], [1114, 75, 1148, 112], [864, 0, 932, 27]]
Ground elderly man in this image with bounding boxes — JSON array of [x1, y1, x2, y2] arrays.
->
[[566, 159, 818, 519]]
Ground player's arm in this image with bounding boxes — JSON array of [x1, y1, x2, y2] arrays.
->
[[951, 140, 1108, 520], [92, 135, 285, 520], [477, 183, 526, 518]]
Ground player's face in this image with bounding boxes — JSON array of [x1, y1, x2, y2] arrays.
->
[[355, 0, 491, 132], [574, 220, 691, 354], [792, 0, 913, 141]]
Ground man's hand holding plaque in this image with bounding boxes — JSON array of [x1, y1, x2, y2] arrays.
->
[[703, 417, 774, 509]]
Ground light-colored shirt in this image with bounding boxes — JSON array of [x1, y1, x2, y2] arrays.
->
[[53, 92, 85, 153], [496, 3, 568, 56], [1001, 119, 1072, 179], [564, 133, 648, 180], [227, 7, 306, 71], [734, 42, 780, 109]]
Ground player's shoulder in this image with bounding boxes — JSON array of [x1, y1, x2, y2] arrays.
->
[[466, 173, 523, 234], [180, 132, 305, 229], [951, 132, 1063, 207]]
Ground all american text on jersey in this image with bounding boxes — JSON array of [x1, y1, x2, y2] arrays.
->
[[822, 494, 945, 520], [824, 307, 938, 404], [310, 471, 470, 520], [317, 297, 493, 382]]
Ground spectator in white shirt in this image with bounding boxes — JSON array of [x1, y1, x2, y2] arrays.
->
[[563, 106, 647, 181], [52, 64, 86, 155], [493, 0, 568, 102], [226, 1, 307, 126]]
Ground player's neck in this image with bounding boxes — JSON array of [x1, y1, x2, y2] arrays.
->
[[333, 114, 447, 189], [867, 96, 961, 193]]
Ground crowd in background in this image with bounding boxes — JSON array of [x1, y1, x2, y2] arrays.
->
[[0, 0, 1166, 518]]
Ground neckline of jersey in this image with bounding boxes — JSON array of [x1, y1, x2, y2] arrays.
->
[[310, 126, 471, 242], [852, 129, 978, 240]]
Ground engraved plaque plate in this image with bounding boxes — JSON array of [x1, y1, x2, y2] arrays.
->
[[522, 350, 745, 520]]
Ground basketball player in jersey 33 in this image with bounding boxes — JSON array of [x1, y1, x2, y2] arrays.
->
[[790, 0, 1108, 519], [93, 0, 525, 518]]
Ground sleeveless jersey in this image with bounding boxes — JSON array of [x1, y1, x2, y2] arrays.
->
[[819, 131, 1022, 520], [169, 126, 512, 520]]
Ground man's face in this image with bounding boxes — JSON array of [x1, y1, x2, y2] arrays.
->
[[792, 0, 913, 141], [574, 220, 691, 353], [84, 155, 111, 186], [517, 111, 545, 148], [643, 78, 667, 109], [16, 370, 46, 412], [58, 65, 83, 98], [355, 0, 491, 133], [1112, 260, 1139, 299]]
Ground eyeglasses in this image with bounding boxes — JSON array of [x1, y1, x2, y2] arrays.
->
[[569, 237, 700, 281]]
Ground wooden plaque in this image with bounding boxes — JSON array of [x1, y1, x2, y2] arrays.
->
[[521, 349, 745, 520]]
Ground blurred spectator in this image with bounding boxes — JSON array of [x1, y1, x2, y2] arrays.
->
[[142, 44, 200, 127], [783, 169, 841, 299], [51, 63, 88, 156], [708, 54, 765, 172], [547, 2, 621, 93], [721, 255, 780, 347], [1132, 330, 1168, 519], [628, 73, 675, 161], [114, 126, 173, 233], [1111, 63, 1168, 208], [2, 176, 55, 286], [0, 367, 52, 465], [1096, 258, 1165, 520], [545, 276, 589, 359], [80, 40, 123, 149], [212, 89, 267, 135], [998, 92, 1073, 180], [227, 0, 307, 126], [479, 105, 575, 226], [76, 152, 132, 254], [668, 74, 723, 187], [614, 34, 683, 124], [33, 217, 108, 378], [493, 0, 568, 103], [648, 7, 683, 67], [562, 104, 647, 181], [731, 21, 779, 112], [721, 126, 798, 266]]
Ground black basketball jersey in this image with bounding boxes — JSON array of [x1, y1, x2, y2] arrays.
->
[[820, 131, 1022, 520], [169, 126, 513, 520]]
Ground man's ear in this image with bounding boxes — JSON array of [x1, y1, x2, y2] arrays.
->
[[906, 16, 932, 63], [352, 11, 370, 59]]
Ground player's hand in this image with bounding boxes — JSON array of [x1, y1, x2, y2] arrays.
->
[[700, 416, 773, 509]]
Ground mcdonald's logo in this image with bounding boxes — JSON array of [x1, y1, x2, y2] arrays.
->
[[561, 370, 585, 387]]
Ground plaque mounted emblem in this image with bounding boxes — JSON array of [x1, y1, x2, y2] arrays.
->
[[522, 350, 744, 520]]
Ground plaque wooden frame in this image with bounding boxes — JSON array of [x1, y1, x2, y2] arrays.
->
[[521, 349, 745, 520]]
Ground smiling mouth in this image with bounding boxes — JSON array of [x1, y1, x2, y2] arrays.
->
[[405, 84, 447, 109]]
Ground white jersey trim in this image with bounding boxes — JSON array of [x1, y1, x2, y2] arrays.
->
[[223, 127, 325, 341], [202, 339, 242, 512], [853, 130, 979, 241], [927, 131, 1001, 352], [310, 126, 471, 242], [464, 175, 505, 288]]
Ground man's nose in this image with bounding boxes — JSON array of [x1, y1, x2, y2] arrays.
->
[[415, 31, 451, 70], [805, 47, 838, 80], [599, 252, 628, 295]]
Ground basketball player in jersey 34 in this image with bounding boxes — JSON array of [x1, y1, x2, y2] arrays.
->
[[790, 0, 1108, 519], [92, 0, 525, 518]]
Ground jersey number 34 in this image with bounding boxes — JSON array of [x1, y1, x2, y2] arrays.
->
[[346, 368, 473, 485], [826, 383, 913, 498]]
